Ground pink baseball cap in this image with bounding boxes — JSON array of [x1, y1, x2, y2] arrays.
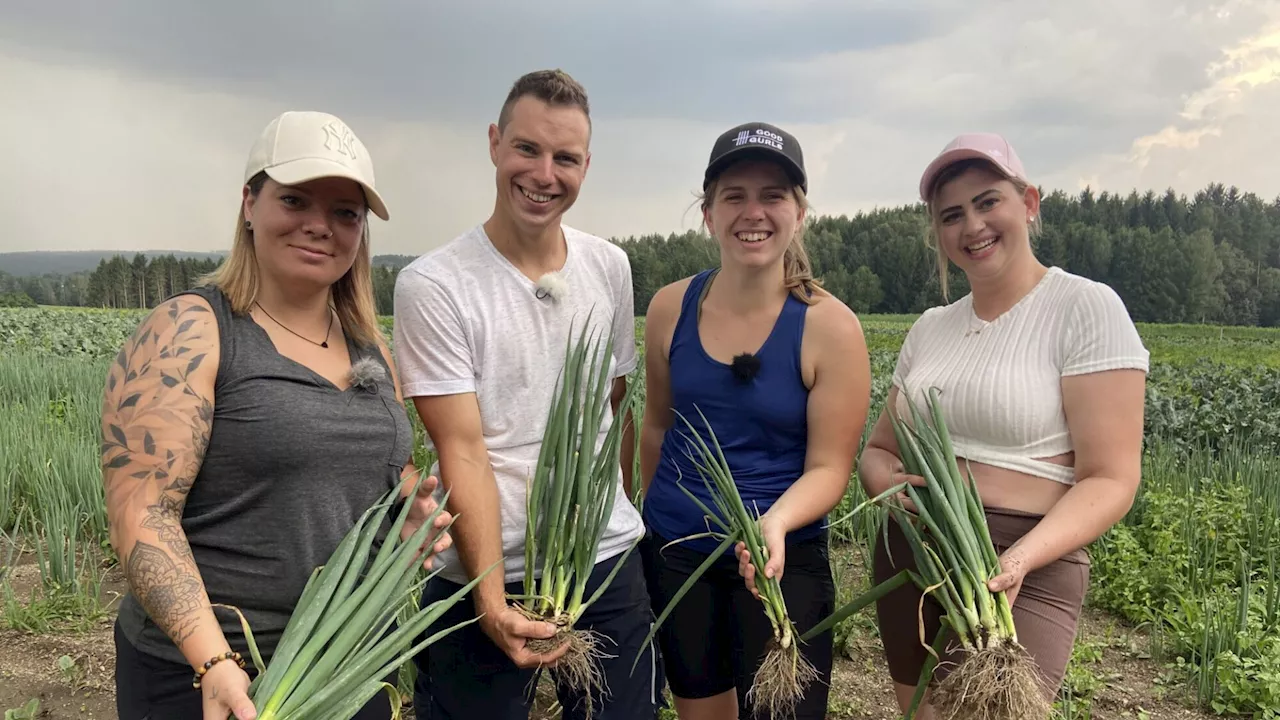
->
[[918, 132, 1029, 202]]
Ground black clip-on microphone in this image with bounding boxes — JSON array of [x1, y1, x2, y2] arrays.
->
[[731, 352, 761, 383]]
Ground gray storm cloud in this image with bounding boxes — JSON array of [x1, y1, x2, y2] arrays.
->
[[1, 0, 1277, 256]]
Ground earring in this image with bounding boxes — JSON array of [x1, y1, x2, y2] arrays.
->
[[244, 220, 253, 230]]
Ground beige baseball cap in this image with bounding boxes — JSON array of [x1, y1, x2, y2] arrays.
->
[[245, 111, 389, 221]]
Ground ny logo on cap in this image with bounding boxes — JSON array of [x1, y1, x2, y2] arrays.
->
[[322, 122, 358, 160]]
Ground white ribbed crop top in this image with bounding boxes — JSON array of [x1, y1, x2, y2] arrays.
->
[[892, 267, 1149, 485]]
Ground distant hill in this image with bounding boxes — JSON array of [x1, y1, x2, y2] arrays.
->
[[0, 250, 416, 277], [0, 251, 225, 277]]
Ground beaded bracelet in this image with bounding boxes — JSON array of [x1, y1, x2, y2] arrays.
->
[[191, 650, 246, 689]]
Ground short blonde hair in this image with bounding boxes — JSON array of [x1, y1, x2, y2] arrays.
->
[[198, 171, 382, 347], [924, 158, 1042, 300], [699, 178, 822, 305]]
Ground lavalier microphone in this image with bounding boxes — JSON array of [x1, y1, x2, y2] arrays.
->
[[731, 352, 761, 383], [535, 271, 568, 301]]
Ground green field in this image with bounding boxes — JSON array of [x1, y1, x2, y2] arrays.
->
[[2, 305, 1279, 719]]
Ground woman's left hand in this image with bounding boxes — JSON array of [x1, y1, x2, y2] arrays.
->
[[401, 474, 453, 570], [987, 546, 1030, 607], [735, 513, 787, 600]]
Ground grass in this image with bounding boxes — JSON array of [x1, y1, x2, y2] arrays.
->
[[2, 306, 1280, 717], [0, 351, 112, 628]]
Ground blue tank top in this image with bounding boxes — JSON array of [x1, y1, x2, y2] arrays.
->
[[643, 269, 818, 555]]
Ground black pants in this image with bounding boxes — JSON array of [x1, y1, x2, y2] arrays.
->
[[640, 529, 835, 720], [412, 547, 666, 719], [113, 619, 395, 720]]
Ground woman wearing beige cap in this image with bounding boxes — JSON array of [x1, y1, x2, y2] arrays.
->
[[103, 110, 451, 720], [858, 133, 1149, 717]]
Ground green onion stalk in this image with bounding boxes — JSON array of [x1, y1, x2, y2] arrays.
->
[[849, 387, 1051, 720], [512, 313, 642, 712], [635, 406, 849, 719], [216, 473, 499, 720]]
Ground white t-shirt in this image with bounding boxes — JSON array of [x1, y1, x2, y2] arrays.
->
[[892, 267, 1149, 486], [393, 223, 643, 585]]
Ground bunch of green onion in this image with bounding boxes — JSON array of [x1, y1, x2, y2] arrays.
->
[[858, 387, 1050, 720], [637, 406, 818, 718], [217, 475, 497, 720], [513, 314, 641, 705]]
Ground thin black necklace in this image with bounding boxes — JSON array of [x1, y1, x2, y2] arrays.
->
[[254, 301, 334, 348]]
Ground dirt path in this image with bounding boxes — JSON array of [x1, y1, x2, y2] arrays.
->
[[0, 550, 1222, 720]]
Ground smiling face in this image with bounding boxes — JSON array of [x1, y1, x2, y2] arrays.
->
[[930, 161, 1040, 285], [488, 95, 591, 236], [242, 175, 367, 291], [703, 159, 806, 272]]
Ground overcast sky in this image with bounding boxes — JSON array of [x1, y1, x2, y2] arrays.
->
[[2, 0, 1278, 256]]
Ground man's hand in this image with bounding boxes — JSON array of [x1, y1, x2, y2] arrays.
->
[[400, 474, 454, 571], [478, 604, 570, 668]]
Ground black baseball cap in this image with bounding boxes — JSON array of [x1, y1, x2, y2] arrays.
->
[[703, 122, 807, 194]]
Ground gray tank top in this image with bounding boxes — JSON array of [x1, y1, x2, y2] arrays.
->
[[116, 284, 414, 666]]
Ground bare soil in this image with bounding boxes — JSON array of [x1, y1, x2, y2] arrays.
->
[[0, 544, 1223, 720], [0, 554, 126, 720]]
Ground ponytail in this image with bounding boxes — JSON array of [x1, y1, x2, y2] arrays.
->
[[782, 186, 821, 304], [782, 222, 821, 305]]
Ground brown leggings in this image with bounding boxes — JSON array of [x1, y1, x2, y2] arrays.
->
[[871, 506, 1090, 700]]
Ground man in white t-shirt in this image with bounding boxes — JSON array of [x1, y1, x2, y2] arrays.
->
[[393, 69, 663, 720]]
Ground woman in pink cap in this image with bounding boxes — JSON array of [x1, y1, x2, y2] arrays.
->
[[857, 133, 1150, 716]]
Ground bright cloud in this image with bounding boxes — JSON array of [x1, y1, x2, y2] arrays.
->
[[1047, 14, 1280, 199]]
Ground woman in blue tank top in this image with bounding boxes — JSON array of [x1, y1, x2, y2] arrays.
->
[[638, 122, 873, 719], [103, 111, 453, 720]]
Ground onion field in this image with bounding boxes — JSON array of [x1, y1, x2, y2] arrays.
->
[[2, 305, 1278, 719]]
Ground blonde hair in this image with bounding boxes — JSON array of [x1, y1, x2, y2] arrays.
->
[[198, 171, 382, 347], [924, 158, 1042, 301], [699, 177, 822, 305]]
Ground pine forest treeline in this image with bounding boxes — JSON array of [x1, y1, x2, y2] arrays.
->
[[0, 255, 222, 310], [619, 183, 1280, 327], [2, 183, 1279, 326]]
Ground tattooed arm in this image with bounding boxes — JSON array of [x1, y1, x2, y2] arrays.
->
[[102, 295, 230, 668]]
